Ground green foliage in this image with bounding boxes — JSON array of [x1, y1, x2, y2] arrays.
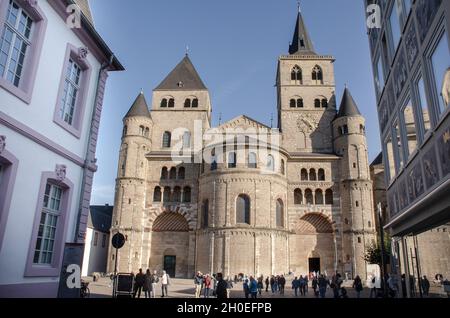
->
[[364, 239, 391, 266]]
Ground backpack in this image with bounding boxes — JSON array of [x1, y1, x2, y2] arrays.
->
[[372, 277, 376, 284]]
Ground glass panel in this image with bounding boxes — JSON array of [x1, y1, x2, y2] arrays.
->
[[394, 122, 404, 170], [376, 56, 385, 96], [389, 4, 401, 54], [430, 32, 449, 115], [402, 99, 418, 157], [386, 135, 396, 181], [417, 77, 432, 133]]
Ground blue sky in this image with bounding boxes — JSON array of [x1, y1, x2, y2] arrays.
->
[[89, 0, 380, 205]]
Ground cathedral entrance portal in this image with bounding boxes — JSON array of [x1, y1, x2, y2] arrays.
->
[[309, 258, 320, 273]]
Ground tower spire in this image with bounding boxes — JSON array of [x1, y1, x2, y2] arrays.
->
[[289, 4, 316, 55]]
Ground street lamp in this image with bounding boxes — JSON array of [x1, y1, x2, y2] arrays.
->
[[377, 202, 388, 297]]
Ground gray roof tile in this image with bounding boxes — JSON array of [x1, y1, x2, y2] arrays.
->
[[155, 55, 207, 90]]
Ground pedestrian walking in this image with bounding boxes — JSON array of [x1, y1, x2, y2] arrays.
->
[[243, 278, 250, 298], [318, 274, 328, 298], [279, 275, 286, 295], [215, 273, 228, 299], [249, 276, 258, 299], [421, 276, 430, 296], [312, 276, 319, 297], [265, 276, 270, 292], [133, 268, 145, 298], [257, 276, 264, 295], [292, 277, 300, 297], [270, 276, 275, 293], [369, 275, 377, 298], [161, 270, 170, 297], [143, 269, 152, 298], [204, 274, 212, 298], [194, 271, 203, 298], [353, 275, 363, 298], [150, 270, 159, 298]]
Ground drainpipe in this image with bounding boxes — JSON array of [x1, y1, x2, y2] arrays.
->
[[74, 55, 114, 245]]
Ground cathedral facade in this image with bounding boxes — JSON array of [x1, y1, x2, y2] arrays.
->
[[108, 10, 376, 279]]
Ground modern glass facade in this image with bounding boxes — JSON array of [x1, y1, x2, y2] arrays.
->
[[364, 0, 450, 297]]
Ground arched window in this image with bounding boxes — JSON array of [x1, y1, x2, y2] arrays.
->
[[309, 169, 317, 181], [228, 152, 236, 168], [144, 127, 150, 137], [360, 124, 365, 134], [173, 187, 181, 202], [321, 99, 328, 108], [343, 125, 349, 134], [161, 167, 168, 179], [301, 169, 308, 181], [153, 187, 162, 202], [168, 98, 175, 108], [325, 189, 333, 205], [211, 149, 218, 171], [291, 65, 302, 83], [267, 155, 274, 171], [183, 187, 191, 203], [305, 189, 314, 205], [236, 194, 250, 225], [280, 159, 285, 175], [248, 152, 257, 168], [183, 131, 191, 148], [315, 189, 324, 205], [314, 99, 321, 108], [162, 131, 171, 148], [312, 65, 323, 84], [290, 99, 296, 108], [169, 167, 177, 180], [161, 98, 168, 108], [184, 98, 191, 108], [122, 125, 127, 137], [201, 200, 209, 229], [276, 199, 284, 228], [318, 169, 325, 181], [178, 167, 185, 180], [163, 187, 171, 203], [294, 189, 303, 205], [139, 125, 145, 135], [192, 99, 199, 108], [297, 98, 304, 108]]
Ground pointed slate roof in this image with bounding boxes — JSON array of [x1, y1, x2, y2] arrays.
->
[[289, 8, 316, 55], [337, 88, 362, 118], [155, 55, 207, 90], [125, 92, 150, 118]]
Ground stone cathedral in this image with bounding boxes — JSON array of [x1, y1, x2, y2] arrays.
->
[[108, 10, 376, 279]]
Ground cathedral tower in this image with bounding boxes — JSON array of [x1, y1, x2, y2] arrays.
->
[[109, 92, 153, 272], [277, 8, 337, 153], [333, 88, 376, 278]]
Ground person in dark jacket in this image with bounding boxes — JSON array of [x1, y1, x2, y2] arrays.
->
[[215, 273, 228, 299], [133, 268, 145, 298], [143, 269, 153, 298], [421, 276, 430, 296], [292, 277, 300, 297], [352, 275, 363, 298], [318, 275, 328, 298], [270, 276, 275, 293], [278, 275, 286, 295], [265, 277, 270, 292], [312, 276, 319, 297]]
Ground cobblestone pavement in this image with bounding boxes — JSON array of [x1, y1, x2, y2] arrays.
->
[[85, 277, 447, 299]]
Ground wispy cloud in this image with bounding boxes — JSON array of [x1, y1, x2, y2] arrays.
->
[[91, 184, 115, 205]]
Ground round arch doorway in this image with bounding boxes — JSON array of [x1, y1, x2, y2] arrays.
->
[[290, 213, 335, 276], [150, 212, 190, 278]]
